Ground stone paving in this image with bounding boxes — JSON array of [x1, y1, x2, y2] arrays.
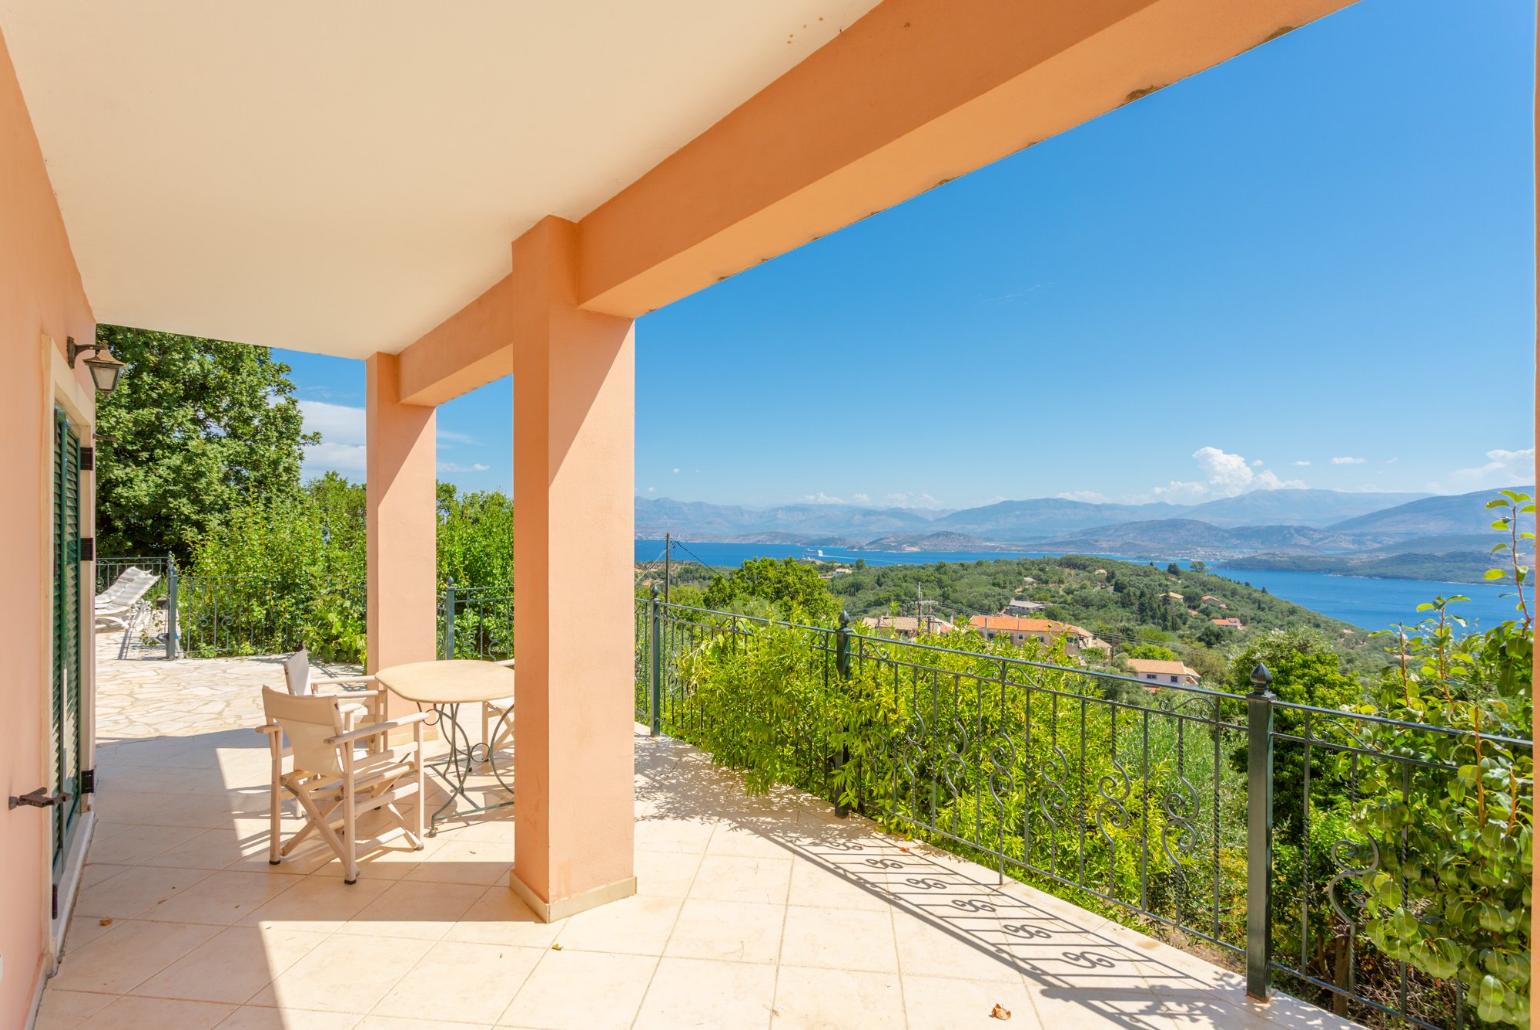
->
[[36, 625, 1360, 1029]]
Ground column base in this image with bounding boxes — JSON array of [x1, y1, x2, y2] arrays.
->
[[509, 868, 636, 923]]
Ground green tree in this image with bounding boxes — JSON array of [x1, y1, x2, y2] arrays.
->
[[702, 557, 839, 621], [95, 325, 315, 558]]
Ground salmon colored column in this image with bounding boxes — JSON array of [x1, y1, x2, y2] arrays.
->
[[510, 216, 636, 920], [365, 352, 438, 697]]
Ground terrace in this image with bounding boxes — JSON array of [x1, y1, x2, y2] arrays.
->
[[2, 3, 1529, 1029], [35, 626, 1353, 1029]]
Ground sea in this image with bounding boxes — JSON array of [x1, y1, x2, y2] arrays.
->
[[634, 539, 1521, 633]]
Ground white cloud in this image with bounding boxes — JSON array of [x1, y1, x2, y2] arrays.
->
[[1192, 447, 1256, 494], [646, 485, 656, 493], [1440, 447, 1536, 491], [304, 440, 366, 475], [1057, 490, 1109, 503], [300, 401, 364, 445], [851, 493, 871, 505], [1292, 460, 1311, 467], [671, 467, 681, 475], [440, 462, 490, 474], [300, 401, 365, 477], [883, 491, 941, 508], [1331, 456, 1367, 465], [802, 492, 846, 504], [438, 429, 477, 446], [1131, 447, 1304, 503], [1149, 480, 1210, 501]]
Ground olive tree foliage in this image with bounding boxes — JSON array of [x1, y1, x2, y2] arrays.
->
[[701, 557, 841, 622], [94, 325, 315, 558]]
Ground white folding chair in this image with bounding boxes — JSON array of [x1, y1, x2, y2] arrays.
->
[[257, 687, 428, 883]]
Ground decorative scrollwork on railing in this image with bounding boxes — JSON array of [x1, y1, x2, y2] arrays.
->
[[1159, 772, 1200, 869], [1325, 836, 1381, 927], [986, 739, 1017, 814], [1094, 758, 1133, 850], [1037, 743, 1073, 837], [938, 716, 972, 808]]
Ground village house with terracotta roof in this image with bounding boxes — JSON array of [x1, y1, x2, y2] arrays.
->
[[861, 614, 955, 639], [1211, 617, 1245, 629], [968, 615, 1111, 657], [1125, 658, 1202, 687]]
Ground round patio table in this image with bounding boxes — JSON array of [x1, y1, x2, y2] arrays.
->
[[374, 659, 514, 834]]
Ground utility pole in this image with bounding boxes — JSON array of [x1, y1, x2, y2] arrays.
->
[[663, 532, 671, 607]]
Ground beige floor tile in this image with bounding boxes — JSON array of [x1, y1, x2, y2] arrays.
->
[[706, 825, 794, 859], [633, 848, 702, 898], [553, 894, 681, 955], [665, 898, 785, 963], [210, 1006, 362, 1029], [785, 861, 892, 913], [75, 865, 213, 919], [147, 870, 298, 925], [444, 884, 565, 948], [496, 950, 657, 1030], [402, 838, 513, 886], [81, 995, 237, 1030], [1026, 983, 1183, 1028], [779, 905, 897, 972], [689, 855, 793, 905], [89, 824, 210, 865], [892, 915, 1024, 983], [902, 974, 1042, 1028], [769, 967, 906, 1029], [633, 817, 717, 854], [34, 988, 117, 1029], [63, 909, 120, 950], [337, 880, 485, 941], [372, 940, 544, 1024], [356, 1017, 490, 1029], [240, 873, 393, 932], [248, 934, 433, 1013], [50, 919, 223, 994], [634, 956, 776, 1029], [132, 924, 330, 1004]]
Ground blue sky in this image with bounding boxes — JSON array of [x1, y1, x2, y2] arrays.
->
[[283, 0, 1535, 510]]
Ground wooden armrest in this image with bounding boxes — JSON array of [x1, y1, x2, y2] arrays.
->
[[494, 659, 515, 668], [327, 710, 431, 745], [312, 688, 381, 699], [255, 722, 281, 736], [312, 675, 377, 687]]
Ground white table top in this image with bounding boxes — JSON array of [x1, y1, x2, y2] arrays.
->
[[374, 659, 514, 705]]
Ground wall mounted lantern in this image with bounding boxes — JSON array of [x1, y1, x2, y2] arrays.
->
[[66, 336, 126, 395]]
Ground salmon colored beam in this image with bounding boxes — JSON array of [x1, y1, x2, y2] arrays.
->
[[394, 0, 1356, 408]]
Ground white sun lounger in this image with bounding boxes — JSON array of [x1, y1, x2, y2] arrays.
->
[[95, 567, 159, 630]]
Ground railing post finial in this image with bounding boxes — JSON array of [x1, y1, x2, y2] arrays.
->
[[1249, 662, 1273, 696]]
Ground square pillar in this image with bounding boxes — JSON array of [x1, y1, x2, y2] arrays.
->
[[510, 216, 636, 920], [365, 352, 437, 689]]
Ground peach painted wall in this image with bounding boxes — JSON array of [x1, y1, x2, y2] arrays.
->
[[0, 25, 96, 1029]]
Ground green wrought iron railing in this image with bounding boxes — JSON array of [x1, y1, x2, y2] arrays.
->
[[633, 594, 1532, 1030]]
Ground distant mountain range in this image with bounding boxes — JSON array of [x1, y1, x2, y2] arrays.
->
[[636, 486, 1535, 582]]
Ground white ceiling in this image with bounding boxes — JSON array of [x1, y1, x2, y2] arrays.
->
[[2, 1, 879, 358]]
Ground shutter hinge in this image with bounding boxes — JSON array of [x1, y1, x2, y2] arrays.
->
[[79, 537, 95, 561], [80, 446, 94, 471], [81, 769, 95, 795], [51, 882, 59, 920]]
